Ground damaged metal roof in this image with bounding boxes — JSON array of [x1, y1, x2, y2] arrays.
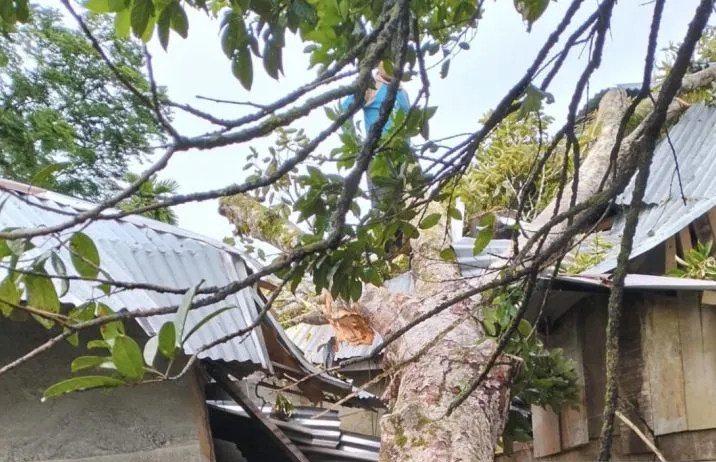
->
[[285, 323, 383, 367], [208, 400, 380, 461], [585, 103, 716, 274], [0, 179, 271, 370]]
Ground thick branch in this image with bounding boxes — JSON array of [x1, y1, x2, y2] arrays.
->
[[219, 194, 303, 253]]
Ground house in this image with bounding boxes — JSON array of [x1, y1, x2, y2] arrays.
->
[[0, 178, 383, 462], [452, 102, 716, 461]]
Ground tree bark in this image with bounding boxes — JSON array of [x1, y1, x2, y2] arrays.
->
[[220, 65, 716, 461]]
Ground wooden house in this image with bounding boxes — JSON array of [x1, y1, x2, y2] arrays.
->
[[489, 103, 716, 460]]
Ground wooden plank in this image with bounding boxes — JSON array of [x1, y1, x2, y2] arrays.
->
[[207, 364, 311, 462], [678, 292, 715, 430], [531, 405, 561, 457], [664, 236, 677, 273], [678, 226, 693, 256], [702, 290, 716, 306], [551, 310, 588, 450], [643, 295, 688, 435], [581, 296, 608, 439], [190, 366, 216, 462], [707, 208, 716, 244]]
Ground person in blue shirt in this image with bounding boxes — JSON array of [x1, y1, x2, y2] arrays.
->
[[339, 62, 411, 139], [339, 63, 414, 211]]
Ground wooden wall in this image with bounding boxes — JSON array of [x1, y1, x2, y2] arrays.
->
[[507, 289, 716, 461]]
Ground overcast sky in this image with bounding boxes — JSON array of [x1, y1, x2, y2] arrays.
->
[[57, 1, 708, 242]]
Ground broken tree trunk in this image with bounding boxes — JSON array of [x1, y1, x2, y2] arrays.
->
[[219, 65, 716, 461]]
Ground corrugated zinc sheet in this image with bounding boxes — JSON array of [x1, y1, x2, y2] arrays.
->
[[285, 323, 383, 364], [208, 400, 380, 461], [453, 237, 512, 278], [0, 187, 271, 370], [555, 273, 716, 291], [586, 103, 716, 274]]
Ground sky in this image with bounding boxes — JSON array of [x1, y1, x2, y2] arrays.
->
[[58, 0, 709, 243]]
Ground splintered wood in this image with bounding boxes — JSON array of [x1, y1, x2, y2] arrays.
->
[[322, 290, 375, 346]]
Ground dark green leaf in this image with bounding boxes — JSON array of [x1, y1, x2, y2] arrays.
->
[[0, 276, 20, 317], [69, 232, 100, 279], [71, 355, 108, 373], [419, 213, 441, 229], [232, 47, 253, 90], [181, 306, 235, 346], [401, 222, 420, 239], [30, 162, 71, 188], [131, 0, 155, 38], [458, 42, 470, 50], [473, 227, 494, 255], [157, 5, 171, 50], [15, 0, 30, 22], [175, 282, 200, 344], [169, 2, 189, 38], [439, 247, 457, 262], [350, 279, 362, 302], [43, 375, 125, 399], [159, 321, 177, 357], [25, 272, 60, 329], [263, 41, 281, 80], [440, 59, 450, 79], [290, 0, 317, 24], [111, 334, 145, 381], [448, 206, 463, 220]]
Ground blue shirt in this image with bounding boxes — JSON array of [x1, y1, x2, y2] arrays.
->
[[340, 83, 410, 137]]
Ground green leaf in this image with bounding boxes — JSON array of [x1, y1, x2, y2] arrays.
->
[[96, 303, 125, 341], [175, 282, 201, 344], [50, 252, 69, 298], [43, 375, 125, 399], [15, 0, 30, 22], [263, 41, 282, 80], [473, 227, 494, 255], [157, 6, 171, 50], [232, 47, 254, 90], [419, 213, 441, 229], [517, 319, 532, 337], [514, 0, 549, 30], [181, 306, 235, 346], [440, 59, 451, 79], [87, 339, 111, 350], [439, 247, 457, 262], [69, 232, 100, 279], [114, 9, 131, 38], [84, 0, 125, 13], [71, 355, 108, 373], [143, 335, 159, 367], [401, 222, 420, 239], [30, 162, 71, 188], [25, 272, 60, 329], [170, 2, 189, 38], [111, 334, 145, 381], [0, 276, 20, 317], [448, 206, 463, 220], [131, 0, 155, 39], [159, 321, 177, 356]]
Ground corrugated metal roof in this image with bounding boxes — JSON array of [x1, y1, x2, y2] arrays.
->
[[585, 103, 716, 274], [0, 185, 271, 370], [208, 400, 380, 462], [454, 237, 512, 278], [554, 273, 716, 291], [285, 323, 383, 365]]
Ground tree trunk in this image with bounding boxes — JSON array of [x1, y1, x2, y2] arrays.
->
[[219, 65, 716, 461]]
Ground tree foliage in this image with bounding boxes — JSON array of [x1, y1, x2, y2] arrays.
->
[[0, 6, 167, 200]]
